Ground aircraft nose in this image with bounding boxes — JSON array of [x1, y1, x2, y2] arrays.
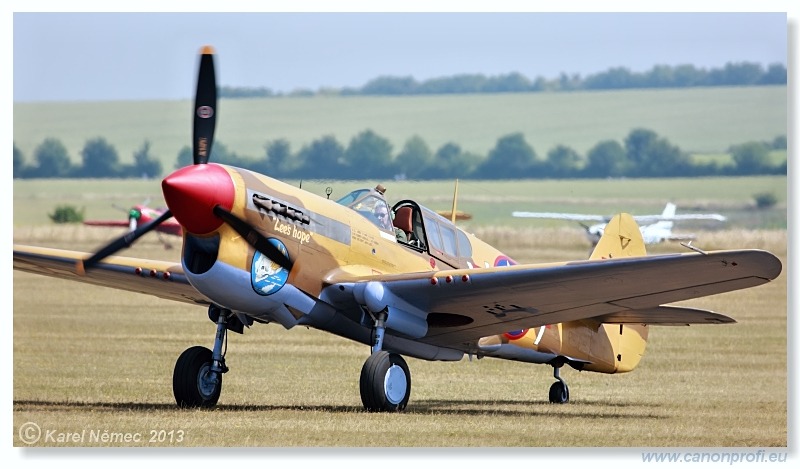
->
[[162, 163, 235, 235]]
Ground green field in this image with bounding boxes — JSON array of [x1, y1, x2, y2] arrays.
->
[[13, 175, 788, 231], [11, 73, 791, 451], [13, 86, 787, 169], [13, 226, 787, 448]]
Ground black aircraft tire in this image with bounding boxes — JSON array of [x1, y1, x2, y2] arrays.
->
[[173, 346, 222, 408], [548, 380, 569, 404], [359, 351, 411, 412]]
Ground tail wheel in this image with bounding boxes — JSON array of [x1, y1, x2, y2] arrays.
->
[[173, 345, 222, 408], [360, 351, 411, 412]]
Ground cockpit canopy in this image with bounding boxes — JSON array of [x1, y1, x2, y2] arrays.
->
[[397, 202, 473, 260], [337, 186, 475, 268], [336, 187, 394, 232]]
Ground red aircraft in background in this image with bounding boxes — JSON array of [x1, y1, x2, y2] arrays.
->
[[84, 203, 183, 237]]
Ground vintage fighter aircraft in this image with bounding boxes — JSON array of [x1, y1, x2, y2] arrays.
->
[[84, 202, 183, 237], [13, 47, 782, 412], [512, 203, 727, 246]]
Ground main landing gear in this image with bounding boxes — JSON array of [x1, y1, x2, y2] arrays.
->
[[548, 364, 570, 404], [359, 311, 412, 412], [173, 306, 231, 408], [171, 304, 412, 412]]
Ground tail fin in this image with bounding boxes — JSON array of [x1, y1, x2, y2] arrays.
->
[[589, 213, 649, 373], [661, 202, 676, 218], [589, 213, 647, 260], [651, 202, 676, 231]]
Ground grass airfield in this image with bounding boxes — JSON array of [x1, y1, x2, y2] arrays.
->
[[12, 219, 787, 447]]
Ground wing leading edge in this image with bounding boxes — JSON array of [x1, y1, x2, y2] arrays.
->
[[325, 249, 781, 348], [13, 244, 210, 305]]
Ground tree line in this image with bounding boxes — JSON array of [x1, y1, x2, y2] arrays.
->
[[13, 129, 787, 181], [221, 62, 787, 98]]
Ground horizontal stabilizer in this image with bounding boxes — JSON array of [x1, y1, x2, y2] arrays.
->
[[477, 339, 591, 368], [592, 305, 735, 326]]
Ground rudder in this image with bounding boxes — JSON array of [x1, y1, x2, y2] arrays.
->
[[589, 213, 647, 260]]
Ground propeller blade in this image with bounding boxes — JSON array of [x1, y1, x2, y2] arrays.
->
[[78, 209, 173, 274], [193, 46, 217, 165], [80, 46, 216, 275], [212, 205, 293, 272]]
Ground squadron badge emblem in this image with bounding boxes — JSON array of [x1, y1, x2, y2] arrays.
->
[[251, 239, 289, 296]]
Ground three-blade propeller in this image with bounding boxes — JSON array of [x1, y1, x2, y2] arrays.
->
[[79, 46, 292, 274]]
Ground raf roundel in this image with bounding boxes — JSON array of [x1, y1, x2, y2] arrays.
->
[[504, 329, 528, 341], [494, 256, 517, 267]]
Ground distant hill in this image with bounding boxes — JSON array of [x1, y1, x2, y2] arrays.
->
[[13, 85, 786, 170], [222, 62, 787, 97]]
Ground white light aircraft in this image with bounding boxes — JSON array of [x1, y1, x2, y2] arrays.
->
[[512, 203, 726, 245]]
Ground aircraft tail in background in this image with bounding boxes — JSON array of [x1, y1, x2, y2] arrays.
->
[[589, 212, 647, 260], [512, 202, 725, 246], [649, 202, 677, 232]]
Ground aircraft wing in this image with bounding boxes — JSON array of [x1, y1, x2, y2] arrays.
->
[[15, 244, 781, 351], [633, 214, 727, 223], [13, 244, 210, 305], [85, 219, 182, 236], [324, 249, 781, 348], [664, 234, 697, 242], [513, 212, 726, 224], [84, 220, 131, 228], [512, 211, 608, 222]]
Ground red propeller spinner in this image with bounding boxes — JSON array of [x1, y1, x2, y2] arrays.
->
[[162, 163, 235, 235]]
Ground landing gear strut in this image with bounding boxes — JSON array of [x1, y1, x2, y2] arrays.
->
[[173, 306, 230, 408], [548, 364, 570, 404], [359, 311, 411, 412]]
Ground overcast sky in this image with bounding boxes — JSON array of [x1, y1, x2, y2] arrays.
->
[[11, 9, 789, 102]]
